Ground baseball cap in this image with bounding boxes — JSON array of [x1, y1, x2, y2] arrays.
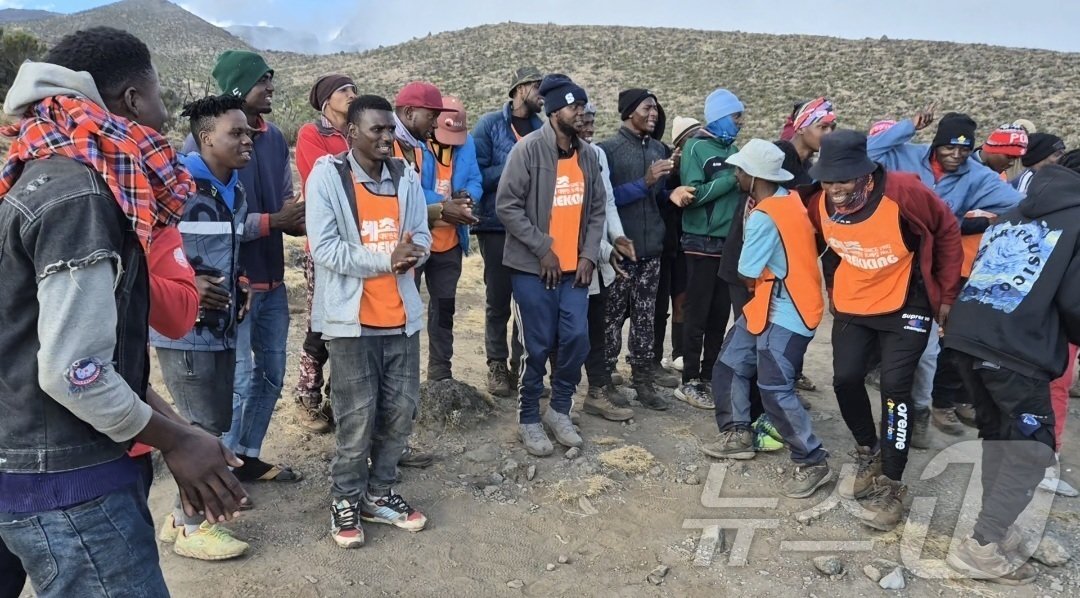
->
[[435, 96, 468, 146], [395, 81, 451, 112]]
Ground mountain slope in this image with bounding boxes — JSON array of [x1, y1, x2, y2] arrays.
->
[[0, 9, 60, 23]]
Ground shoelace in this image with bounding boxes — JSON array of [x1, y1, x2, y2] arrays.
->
[[849, 449, 876, 476], [865, 483, 895, 507], [792, 467, 810, 481], [942, 409, 960, 424], [332, 501, 359, 528], [378, 493, 415, 515], [524, 425, 548, 443], [202, 524, 234, 541]]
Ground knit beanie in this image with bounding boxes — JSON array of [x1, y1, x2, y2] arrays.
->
[[1022, 133, 1066, 167], [618, 88, 655, 120], [932, 113, 977, 149], [983, 124, 1029, 157], [309, 74, 355, 111], [213, 50, 273, 99], [704, 89, 744, 124], [539, 74, 587, 115]]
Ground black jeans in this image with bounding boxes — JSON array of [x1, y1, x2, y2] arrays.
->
[[831, 303, 932, 480], [682, 254, 731, 383], [416, 245, 463, 380], [585, 280, 610, 387], [654, 250, 687, 362], [954, 352, 1056, 544], [477, 233, 523, 369], [0, 537, 24, 598], [931, 347, 968, 409], [728, 283, 763, 422]]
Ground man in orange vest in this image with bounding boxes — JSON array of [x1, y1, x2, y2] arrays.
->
[[700, 140, 832, 499], [806, 130, 963, 532]]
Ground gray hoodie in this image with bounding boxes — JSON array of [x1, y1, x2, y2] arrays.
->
[[3, 61, 106, 116]]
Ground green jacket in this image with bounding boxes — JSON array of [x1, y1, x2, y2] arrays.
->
[[679, 135, 740, 242]]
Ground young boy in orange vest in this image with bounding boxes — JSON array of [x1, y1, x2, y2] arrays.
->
[[700, 140, 832, 498]]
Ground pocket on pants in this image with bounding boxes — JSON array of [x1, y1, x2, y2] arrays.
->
[[0, 517, 58, 591]]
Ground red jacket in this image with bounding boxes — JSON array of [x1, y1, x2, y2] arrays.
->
[[296, 119, 349, 192], [148, 225, 198, 339], [805, 168, 963, 316]]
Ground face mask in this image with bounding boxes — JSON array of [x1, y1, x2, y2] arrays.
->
[[829, 174, 875, 216], [705, 115, 740, 144]]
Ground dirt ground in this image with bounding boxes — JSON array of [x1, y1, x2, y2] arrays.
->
[[22, 240, 1080, 597]]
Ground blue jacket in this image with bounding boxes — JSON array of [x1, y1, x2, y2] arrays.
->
[[867, 119, 1022, 220], [471, 101, 543, 232], [422, 135, 482, 255]]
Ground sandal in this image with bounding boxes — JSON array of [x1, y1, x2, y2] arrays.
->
[[234, 458, 303, 483]]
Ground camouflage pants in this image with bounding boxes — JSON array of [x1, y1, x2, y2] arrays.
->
[[295, 252, 329, 407], [604, 257, 661, 371]]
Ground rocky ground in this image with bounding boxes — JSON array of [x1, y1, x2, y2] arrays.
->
[[19, 242, 1080, 597]]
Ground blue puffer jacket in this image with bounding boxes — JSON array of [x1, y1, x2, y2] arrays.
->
[[424, 135, 483, 255], [867, 118, 1022, 219], [471, 101, 543, 233]]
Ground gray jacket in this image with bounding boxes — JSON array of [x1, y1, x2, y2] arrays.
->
[[496, 121, 607, 275], [305, 151, 431, 338]]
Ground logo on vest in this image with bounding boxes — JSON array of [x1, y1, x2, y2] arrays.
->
[[553, 175, 585, 208], [827, 238, 900, 270], [361, 217, 399, 254]]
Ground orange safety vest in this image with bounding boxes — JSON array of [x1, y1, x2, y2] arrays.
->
[[353, 179, 406, 328], [960, 233, 983, 278], [549, 155, 586, 272], [392, 138, 424, 174], [428, 142, 459, 253], [819, 195, 915, 316], [743, 192, 824, 335]]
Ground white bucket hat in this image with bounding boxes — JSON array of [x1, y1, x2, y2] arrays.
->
[[726, 138, 794, 183]]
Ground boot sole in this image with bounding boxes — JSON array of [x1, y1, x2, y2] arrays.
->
[[582, 404, 634, 421], [173, 543, 248, 561], [673, 390, 711, 410], [701, 447, 755, 460], [783, 469, 835, 499], [945, 554, 1036, 586]]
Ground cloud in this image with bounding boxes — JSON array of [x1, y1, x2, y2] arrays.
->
[[0, 1, 25, 8]]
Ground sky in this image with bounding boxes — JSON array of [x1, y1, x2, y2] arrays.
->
[[13, 0, 1080, 53]]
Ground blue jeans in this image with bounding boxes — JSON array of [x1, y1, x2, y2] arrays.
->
[[713, 317, 826, 465], [511, 274, 590, 424], [0, 484, 168, 597], [226, 285, 290, 458], [911, 320, 940, 411], [327, 333, 420, 500]]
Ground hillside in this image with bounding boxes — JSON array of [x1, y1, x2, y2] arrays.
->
[[0, 9, 59, 23]]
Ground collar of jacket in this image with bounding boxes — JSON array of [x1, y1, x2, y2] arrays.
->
[[618, 125, 653, 145], [315, 115, 347, 139]]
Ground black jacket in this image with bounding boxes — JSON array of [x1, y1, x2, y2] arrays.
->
[[945, 165, 1080, 380], [598, 127, 669, 258]]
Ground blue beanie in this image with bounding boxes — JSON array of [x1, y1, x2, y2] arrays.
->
[[539, 74, 588, 115], [704, 88, 744, 124]]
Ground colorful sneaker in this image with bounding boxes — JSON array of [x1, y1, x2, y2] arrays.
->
[[158, 513, 181, 544], [752, 415, 783, 442], [753, 429, 785, 452], [173, 522, 248, 561], [675, 381, 713, 410], [360, 492, 428, 532], [330, 498, 365, 548]]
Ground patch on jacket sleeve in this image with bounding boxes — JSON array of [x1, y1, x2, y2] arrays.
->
[[67, 357, 107, 393]]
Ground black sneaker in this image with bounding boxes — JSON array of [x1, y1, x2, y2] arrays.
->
[[330, 498, 365, 548], [360, 492, 428, 532]]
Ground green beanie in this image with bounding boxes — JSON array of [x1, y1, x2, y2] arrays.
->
[[212, 50, 273, 99]]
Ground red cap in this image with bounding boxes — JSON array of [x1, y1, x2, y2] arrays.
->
[[435, 96, 468, 146], [395, 81, 449, 112], [984, 125, 1029, 157]]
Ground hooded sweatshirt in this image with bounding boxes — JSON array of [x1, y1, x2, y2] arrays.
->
[[679, 131, 740, 251], [945, 165, 1080, 381]]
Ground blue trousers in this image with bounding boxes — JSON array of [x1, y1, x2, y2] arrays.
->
[[511, 274, 590, 424]]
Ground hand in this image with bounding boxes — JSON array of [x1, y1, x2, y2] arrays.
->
[[195, 275, 230, 310], [160, 428, 248, 522], [645, 159, 675, 187], [237, 279, 253, 321], [575, 257, 595, 287], [440, 197, 479, 225], [936, 303, 951, 330], [671, 147, 682, 171], [539, 250, 561, 290], [609, 251, 628, 278], [913, 102, 937, 131], [829, 299, 837, 317], [669, 185, 695, 207], [270, 197, 305, 234], [613, 236, 636, 262], [391, 231, 426, 273]]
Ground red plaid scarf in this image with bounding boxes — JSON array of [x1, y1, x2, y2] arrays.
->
[[0, 95, 192, 251]]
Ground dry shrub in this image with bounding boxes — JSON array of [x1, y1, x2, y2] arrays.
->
[[598, 446, 656, 475], [591, 436, 623, 446], [550, 475, 616, 502]]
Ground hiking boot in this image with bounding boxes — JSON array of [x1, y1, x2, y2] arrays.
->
[[360, 491, 428, 532], [487, 361, 513, 397], [584, 386, 634, 421], [300, 401, 333, 434], [753, 429, 784, 452], [752, 415, 783, 442], [518, 423, 553, 456], [330, 498, 365, 548], [947, 536, 1037, 585], [542, 409, 583, 448], [858, 475, 908, 531], [910, 408, 931, 449], [1000, 524, 1027, 556], [932, 407, 965, 435], [611, 372, 627, 386], [652, 364, 680, 389], [158, 513, 181, 544], [173, 522, 248, 561], [399, 446, 435, 468], [675, 380, 713, 410], [840, 446, 882, 500], [602, 383, 632, 408], [796, 389, 812, 410], [795, 373, 817, 392], [783, 461, 835, 499], [701, 428, 755, 460], [632, 366, 670, 410], [954, 403, 977, 428]]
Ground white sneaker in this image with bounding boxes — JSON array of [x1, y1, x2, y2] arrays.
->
[[672, 356, 684, 372], [1039, 470, 1080, 497]]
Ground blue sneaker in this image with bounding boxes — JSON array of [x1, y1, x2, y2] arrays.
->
[[360, 491, 427, 532]]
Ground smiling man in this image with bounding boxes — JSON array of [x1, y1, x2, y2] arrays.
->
[[305, 94, 432, 549]]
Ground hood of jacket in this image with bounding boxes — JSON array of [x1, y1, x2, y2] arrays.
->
[[1019, 165, 1080, 220], [3, 62, 107, 116]]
